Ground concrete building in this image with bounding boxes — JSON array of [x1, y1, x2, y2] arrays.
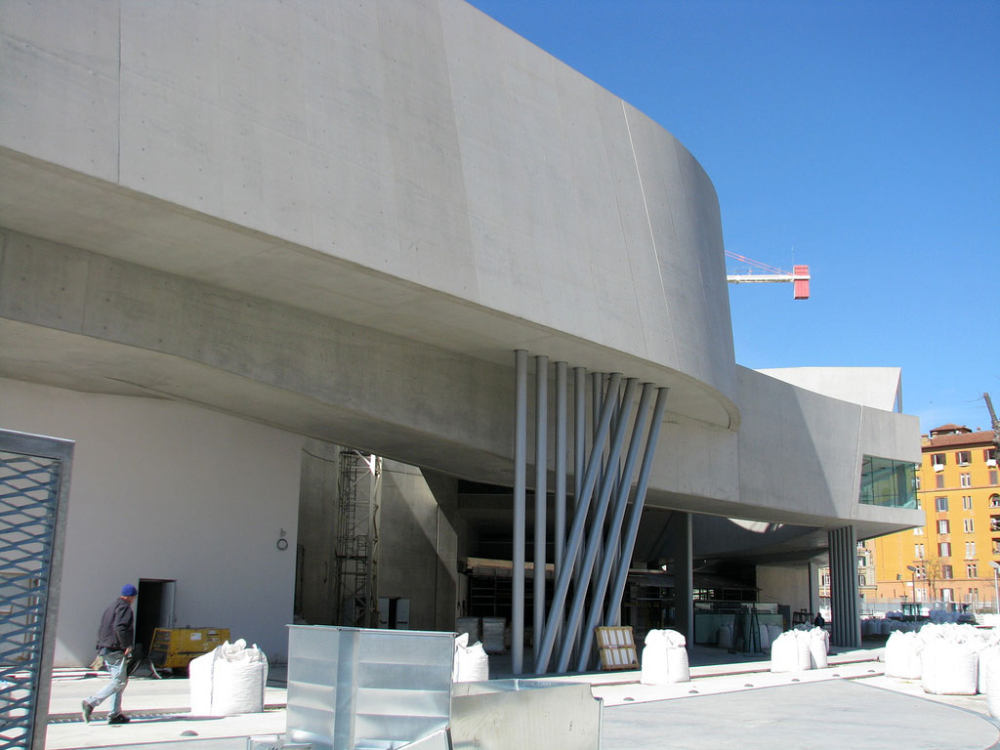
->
[[869, 425, 1000, 611], [0, 0, 920, 671]]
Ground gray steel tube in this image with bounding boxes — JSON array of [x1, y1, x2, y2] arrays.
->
[[513, 350, 528, 674], [554, 363, 567, 583], [576, 382, 656, 670], [555, 378, 639, 672], [534, 372, 621, 674], [533, 355, 548, 662], [604, 387, 669, 626]]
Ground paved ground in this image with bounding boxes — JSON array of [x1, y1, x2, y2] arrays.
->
[[40, 644, 1000, 750]]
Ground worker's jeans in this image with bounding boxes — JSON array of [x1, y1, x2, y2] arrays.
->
[[86, 650, 128, 716]]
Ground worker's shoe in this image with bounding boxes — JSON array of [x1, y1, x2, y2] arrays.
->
[[107, 713, 130, 725], [81, 701, 93, 724]]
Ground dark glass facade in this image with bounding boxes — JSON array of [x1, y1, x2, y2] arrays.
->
[[859, 455, 917, 508]]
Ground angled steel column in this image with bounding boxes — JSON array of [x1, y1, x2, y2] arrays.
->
[[571, 366, 587, 662], [512, 350, 528, 674], [590, 374, 609, 627], [576, 382, 656, 670], [554, 363, 568, 604], [533, 355, 548, 663], [605, 387, 669, 625], [556, 378, 639, 672], [534, 373, 621, 674]]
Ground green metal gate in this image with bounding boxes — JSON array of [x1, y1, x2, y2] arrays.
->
[[0, 430, 73, 750]]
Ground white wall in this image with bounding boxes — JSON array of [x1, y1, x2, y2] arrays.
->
[[0, 377, 302, 665], [757, 565, 812, 616]]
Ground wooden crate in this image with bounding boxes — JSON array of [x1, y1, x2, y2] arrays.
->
[[595, 626, 639, 670]]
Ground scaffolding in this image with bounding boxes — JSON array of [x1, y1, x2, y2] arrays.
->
[[334, 451, 381, 628]]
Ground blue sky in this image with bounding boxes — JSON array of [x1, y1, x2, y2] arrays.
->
[[467, 0, 999, 434]]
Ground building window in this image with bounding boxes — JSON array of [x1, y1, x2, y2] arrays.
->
[[968, 563, 978, 577], [822, 574, 830, 587], [915, 544, 925, 559], [857, 455, 917, 508], [914, 565, 926, 579], [938, 542, 951, 557], [961, 473, 972, 488], [936, 475, 945, 489], [859, 574, 866, 586], [932, 453, 946, 470], [914, 526, 924, 535], [992, 516, 1000, 532], [942, 564, 954, 579], [963, 495, 973, 510], [994, 540, 1000, 555], [941, 588, 954, 602], [986, 447, 997, 465], [938, 519, 950, 534], [991, 494, 1000, 509], [964, 518, 975, 533], [935, 496, 949, 512], [966, 541, 976, 557], [992, 470, 999, 485], [956, 450, 971, 466]]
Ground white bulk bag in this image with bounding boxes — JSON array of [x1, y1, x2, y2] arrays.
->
[[640, 630, 670, 686], [771, 631, 808, 673], [665, 646, 690, 683], [885, 631, 922, 680], [453, 634, 490, 683], [188, 639, 268, 717], [921, 641, 978, 695], [188, 650, 216, 715], [717, 624, 734, 650], [808, 629, 828, 669], [979, 645, 1000, 695], [983, 650, 1000, 717], [663, 629, 686, 648]]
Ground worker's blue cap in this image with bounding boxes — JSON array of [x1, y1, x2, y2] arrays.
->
[[121, 584, 138, 597]]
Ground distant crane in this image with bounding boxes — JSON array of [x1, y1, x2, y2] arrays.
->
[[985, 393, 1000, 451], [725, 251, 810, 300]]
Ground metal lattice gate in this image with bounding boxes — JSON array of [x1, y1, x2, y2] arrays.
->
[[0, 430, 73, 750]]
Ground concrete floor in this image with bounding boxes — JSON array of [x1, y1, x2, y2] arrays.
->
[[40, 644, 1000, 750]]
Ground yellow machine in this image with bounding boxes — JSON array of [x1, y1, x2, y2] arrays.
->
[[149, 627, 230, 671]]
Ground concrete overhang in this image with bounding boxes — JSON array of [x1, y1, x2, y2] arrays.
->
[[0, 147, 738, 432]]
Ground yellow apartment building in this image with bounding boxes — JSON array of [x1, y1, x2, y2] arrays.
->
[[867, 424, 1000, 611]]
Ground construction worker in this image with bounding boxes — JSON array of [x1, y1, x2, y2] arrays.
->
[[81, 584, 137, 725]]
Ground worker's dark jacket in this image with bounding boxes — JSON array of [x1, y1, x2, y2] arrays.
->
[[95, 598, 134, 653]]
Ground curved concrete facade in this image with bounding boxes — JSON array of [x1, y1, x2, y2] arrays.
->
[[0, 0, 919, 563]]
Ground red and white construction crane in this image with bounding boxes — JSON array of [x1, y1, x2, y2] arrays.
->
[[725, 251, 811, 300]]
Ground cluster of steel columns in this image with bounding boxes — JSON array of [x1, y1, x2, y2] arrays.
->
[[511, 350, 669, 675]]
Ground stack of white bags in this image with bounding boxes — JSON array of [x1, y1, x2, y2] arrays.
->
[[452, 632, 489, 683], [769, 627, 829, 672], [189, 639, 268, 716], [640, 629, 690, 685], [885, 622, 1000, 716]]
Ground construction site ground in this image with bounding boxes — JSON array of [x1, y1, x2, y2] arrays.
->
[[43, 642, 1000, 750]]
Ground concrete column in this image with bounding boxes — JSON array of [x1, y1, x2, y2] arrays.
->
[[668, 511, 694, 645], [828, 526, 861, 648]]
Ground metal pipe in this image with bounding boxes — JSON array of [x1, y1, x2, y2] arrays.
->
[[576, 382, 656, 670], [534, 373, 622, 674], [533, 355, 548, 663], [512, 350, 528, 674], [556, 378, 639, 672], [605, 387, 669, 626]]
